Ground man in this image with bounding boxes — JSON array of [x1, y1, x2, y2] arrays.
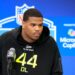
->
[[0, 8, 63, 75]]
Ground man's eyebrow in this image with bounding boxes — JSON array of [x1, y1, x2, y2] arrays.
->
[[31, 23, 36, 24], [39, 23, 43, 25], [30, 23, 43, 26]]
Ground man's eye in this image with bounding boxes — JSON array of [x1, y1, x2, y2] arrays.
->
[[38, 24, 43, 27], [39, 24, 42, 26], [31, 24, 36, 26]]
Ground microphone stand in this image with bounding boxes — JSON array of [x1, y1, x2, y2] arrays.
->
[[7, 59, 13, 75]]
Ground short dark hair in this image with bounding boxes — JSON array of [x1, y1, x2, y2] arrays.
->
[[23, 8, 43, 21]]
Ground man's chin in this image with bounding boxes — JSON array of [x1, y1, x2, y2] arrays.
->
[[32, 36, 40, 41]]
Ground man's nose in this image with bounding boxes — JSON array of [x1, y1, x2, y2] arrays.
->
[[35, 26, 40, 30]]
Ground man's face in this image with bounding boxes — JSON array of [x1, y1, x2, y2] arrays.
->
[[22, 17, 43, 42]]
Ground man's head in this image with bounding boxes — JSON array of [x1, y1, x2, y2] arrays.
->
[[21, 8, 43, 43]]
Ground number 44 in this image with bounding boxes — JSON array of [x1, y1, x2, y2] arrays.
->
[[16, 53, 38, 68]]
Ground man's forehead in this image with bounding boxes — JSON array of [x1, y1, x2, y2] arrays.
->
[[28, 17, 43, 21]]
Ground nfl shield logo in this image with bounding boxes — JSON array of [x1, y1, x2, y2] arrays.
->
[[16, 4, 35, 25]]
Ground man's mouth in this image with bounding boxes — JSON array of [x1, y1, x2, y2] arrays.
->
[[34, 33, 40, 37]]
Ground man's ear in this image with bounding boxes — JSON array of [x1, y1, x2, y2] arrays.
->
[[22, 21, 25, 29], [22, 25, 24, 29]]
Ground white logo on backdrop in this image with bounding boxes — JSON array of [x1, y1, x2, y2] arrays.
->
[[0, 4, 56, 40]]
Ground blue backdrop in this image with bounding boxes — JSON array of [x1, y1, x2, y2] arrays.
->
[[0, 0, 75, 75]]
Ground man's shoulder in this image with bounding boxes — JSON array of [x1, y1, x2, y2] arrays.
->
[[47, 36, 56, 44], [0, 28, 18, 41]]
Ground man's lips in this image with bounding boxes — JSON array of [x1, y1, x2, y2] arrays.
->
[[34, 32, 41, 36]]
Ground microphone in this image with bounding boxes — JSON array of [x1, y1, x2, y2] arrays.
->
[[7, 48, 16, 62], [7, 48, 16, 75]]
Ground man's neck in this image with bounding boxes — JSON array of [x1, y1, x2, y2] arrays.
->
[[21, 32, 35, 43]]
